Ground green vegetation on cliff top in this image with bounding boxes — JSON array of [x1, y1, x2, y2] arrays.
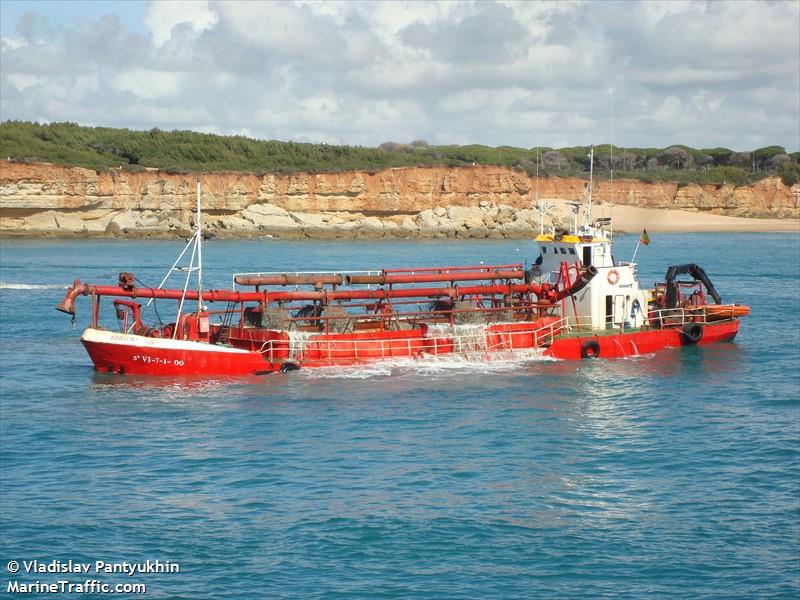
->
[[1, 121, 798, 187]]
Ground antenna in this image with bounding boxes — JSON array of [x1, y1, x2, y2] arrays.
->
[[609, 88, 614, 207], [536, 201, 555, 235], [609, 200, 614, 239], [566, 201, 581, 233]]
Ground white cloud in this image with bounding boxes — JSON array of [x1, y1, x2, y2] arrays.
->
[[144, 0, 218, 47], [0, 0, 797, 151], [5, 73, 44, 92], [112, 68, 181, 100], [1, 36, 27, 51]]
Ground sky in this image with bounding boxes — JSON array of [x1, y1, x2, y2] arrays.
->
[[0, 0, 798, 152]]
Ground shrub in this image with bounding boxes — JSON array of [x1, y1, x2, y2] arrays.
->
[[0, 120, 791, 187], [778, 162, 800, 187]]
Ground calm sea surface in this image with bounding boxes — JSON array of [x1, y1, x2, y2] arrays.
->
[[1, 233, 799, 598]]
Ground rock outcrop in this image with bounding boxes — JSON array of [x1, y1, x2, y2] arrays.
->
[[0, 160, 797, 238]]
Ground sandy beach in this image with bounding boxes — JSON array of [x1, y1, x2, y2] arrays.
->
[[593, 204, 799, 233]]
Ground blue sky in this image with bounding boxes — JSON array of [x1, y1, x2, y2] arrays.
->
[[0, 1, 147, 36], [1, 1, 798, 151]]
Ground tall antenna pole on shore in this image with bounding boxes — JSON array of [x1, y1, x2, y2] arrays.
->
[[609, 88, 614, 208]]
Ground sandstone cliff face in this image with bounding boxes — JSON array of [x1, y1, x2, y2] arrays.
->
[[0, 160, 797, 238]]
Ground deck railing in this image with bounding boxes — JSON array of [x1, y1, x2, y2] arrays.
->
[[558, 306, 711, 333], [227, 301, 734, 361], [248, 316, 569, 363]]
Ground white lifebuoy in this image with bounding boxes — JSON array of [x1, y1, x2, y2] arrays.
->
[[607, 269, 620, 285]]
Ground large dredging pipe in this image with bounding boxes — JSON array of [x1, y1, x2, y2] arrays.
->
[[234, 274, 344, 286], [384, 263, 522, 273], [57, 280, 528, 314], [56, 280, 268, 315], [555, 265, 596, 300], [266, 284, 525, 303], [264, 266, 597, 303], [345, 270, 524, 285], [57, 267, 597, 314], [236, 269, 522, 287]]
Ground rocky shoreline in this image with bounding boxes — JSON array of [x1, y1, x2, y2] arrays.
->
[[3, 203, 797, 239], [0, 202, 580, 239]]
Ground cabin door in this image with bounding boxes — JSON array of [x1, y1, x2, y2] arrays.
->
[[606, 294, 627, 327], [613, 295, 626, 325]]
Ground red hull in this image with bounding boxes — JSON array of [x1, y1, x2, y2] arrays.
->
[[80, 319, 740, 376], [544, 319, 739, 360], [82, 330, 278, 376]]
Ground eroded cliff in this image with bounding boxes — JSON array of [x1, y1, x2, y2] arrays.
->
[[0, 160, 797, 238]]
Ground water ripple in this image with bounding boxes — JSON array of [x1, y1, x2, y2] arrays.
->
[[1, 235, 798, 598]]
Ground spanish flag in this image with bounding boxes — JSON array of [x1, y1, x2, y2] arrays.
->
[[640, 228, 650, 246]]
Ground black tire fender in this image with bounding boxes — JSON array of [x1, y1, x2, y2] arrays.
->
[[681, 323, 704, 344], [280, 361, 301, 373], [580, 339, 601, 359]]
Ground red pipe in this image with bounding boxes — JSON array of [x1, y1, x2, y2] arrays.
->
[[383, 263, 523, 273], [345, 270, 524, 285], [234, 274, 344, 286], [56, 281, 266, 314], [57, 267, 597, 313], [59, 281, 534, 312], [266, 267, 596, 303], [555, 266, 596, 300], [56, 279, 90, 315], [264, 285, 500, 303], [262, 273, 596, 304]]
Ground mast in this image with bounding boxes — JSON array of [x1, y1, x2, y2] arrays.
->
[[195, 177, 203, 312], [587, 146, 594, 226]]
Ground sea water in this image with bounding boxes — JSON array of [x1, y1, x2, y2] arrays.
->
[[1, 234, 798, 598]]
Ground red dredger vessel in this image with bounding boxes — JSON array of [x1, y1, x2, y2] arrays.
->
[[58, 171, 750, 376]]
